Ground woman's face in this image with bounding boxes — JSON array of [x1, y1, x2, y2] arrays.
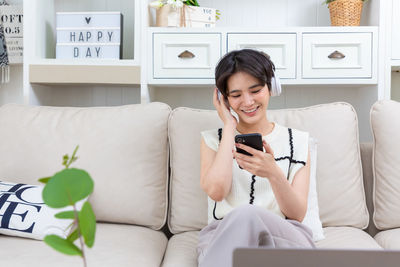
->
[[226, 71, 270, 125]]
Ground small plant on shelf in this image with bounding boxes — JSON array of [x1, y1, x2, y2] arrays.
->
[[150, 0, 221, 21], [150, 0, 199, 8]]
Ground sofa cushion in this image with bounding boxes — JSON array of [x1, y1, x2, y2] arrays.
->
[[374, 229, 400, 249], [0, 103, 170, 229], [0, 223, 168, 267], [315, 227, 382, 249], [161, 228, 382, 267], [370, 100, 400, 230], [360, 143, 379, 237], [168, 103, 369, 233], [302, 137, 324, 241], [162, 231, 199, 267]]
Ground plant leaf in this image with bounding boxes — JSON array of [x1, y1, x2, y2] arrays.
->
[[67, 228, 79, 242], [79, 201, 96, 248], [39, 177, 52, 184], [55, 210, 76, 219], [67, 145, 79, 167], [62, 154, 69, 168], [71, 145, 79, 160], [42, 168, 94, 208], [44, 235, 82, 256]]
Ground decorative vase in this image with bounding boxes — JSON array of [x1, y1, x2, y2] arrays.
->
[[328, 0, 363, 26]]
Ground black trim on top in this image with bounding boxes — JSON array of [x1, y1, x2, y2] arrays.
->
[[213, 128, 224, 220], [289, 128, 294, 160], [249, 175, 256, 204], [286, 128, 306, 179], [275, 156, 291, 161], [287, 128, 294, 180], [291, 159, 306, 165], [213, 201, 222, 220], [218, 128, 222, 142]]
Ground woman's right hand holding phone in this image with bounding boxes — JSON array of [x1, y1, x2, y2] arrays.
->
[[213, 88, 237, 130]]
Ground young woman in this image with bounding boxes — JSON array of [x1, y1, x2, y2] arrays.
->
[[197, 49, 315, 267]]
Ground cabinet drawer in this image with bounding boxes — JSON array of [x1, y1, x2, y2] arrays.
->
[[302, 33, 372, 79], [227, 33, 296, 79], [153, 33, 221, 79]]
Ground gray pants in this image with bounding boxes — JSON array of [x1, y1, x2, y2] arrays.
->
[[197, 204, 315, 267]]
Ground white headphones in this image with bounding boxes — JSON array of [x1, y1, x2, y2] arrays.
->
[[270, 73, 282, 97], [259, 50, 282, 97]]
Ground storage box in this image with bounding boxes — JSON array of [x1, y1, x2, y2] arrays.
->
[[56, 12, 122, 59], [156, 5, 216, 28]]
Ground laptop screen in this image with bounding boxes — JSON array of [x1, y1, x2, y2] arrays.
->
[[233, 248, 400, 267]]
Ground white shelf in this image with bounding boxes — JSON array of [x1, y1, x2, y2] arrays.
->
[[148, 26, 379, 35], [30, 58, 138, 66], [391, 59, 400, 69], [29, 60, 140, 85]]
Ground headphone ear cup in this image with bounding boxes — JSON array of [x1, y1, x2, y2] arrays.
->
[[270, 75, 282, 97]]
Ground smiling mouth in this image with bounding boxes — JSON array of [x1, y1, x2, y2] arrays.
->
[[242, 106, 259, 114]]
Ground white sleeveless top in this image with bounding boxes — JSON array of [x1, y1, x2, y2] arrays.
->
[[201, 123, 309, 224]]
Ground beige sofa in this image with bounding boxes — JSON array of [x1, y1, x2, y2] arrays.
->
[[0, 100, 398, 266]]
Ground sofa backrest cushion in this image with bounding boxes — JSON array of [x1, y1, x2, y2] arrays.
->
[[360, 143, 379, 237], [371, 100, 400, 230], [0, 103, 170, 230], [168, 102, 369, 234]]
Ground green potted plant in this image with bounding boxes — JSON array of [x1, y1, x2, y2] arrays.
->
[[324, 0, 367, 26], [39, 146, 96, 267]]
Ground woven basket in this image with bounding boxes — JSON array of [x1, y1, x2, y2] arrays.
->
[[328, 0, 363, 26]]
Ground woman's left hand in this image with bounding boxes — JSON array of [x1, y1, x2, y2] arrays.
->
[[234, 140, 283, 179]]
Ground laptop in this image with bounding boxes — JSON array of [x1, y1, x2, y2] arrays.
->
[[233, 248, 400, 267]]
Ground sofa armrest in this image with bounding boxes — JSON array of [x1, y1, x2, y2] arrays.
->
[[360, 143, 379, 237]]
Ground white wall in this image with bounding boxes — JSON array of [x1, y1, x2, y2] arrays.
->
[[3, 0, 388, 142]]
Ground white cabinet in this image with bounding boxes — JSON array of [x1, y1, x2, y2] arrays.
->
[[153, 33, 221, 79], [149, 27, 377, 85], [227, 33, 296, 79], [302, 33, 372, 79]]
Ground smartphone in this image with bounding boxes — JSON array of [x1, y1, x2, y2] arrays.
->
[[235, 133, 263, 156]]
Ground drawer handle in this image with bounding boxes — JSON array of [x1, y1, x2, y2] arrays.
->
[[328, 50, 345, 59], [178, 50, 195, 59]]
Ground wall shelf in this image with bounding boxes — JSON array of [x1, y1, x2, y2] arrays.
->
[[391, 60, 400, 70], [29, 60, 140, 85]]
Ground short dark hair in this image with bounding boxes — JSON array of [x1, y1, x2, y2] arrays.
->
[[215, 49, 275, 97]]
